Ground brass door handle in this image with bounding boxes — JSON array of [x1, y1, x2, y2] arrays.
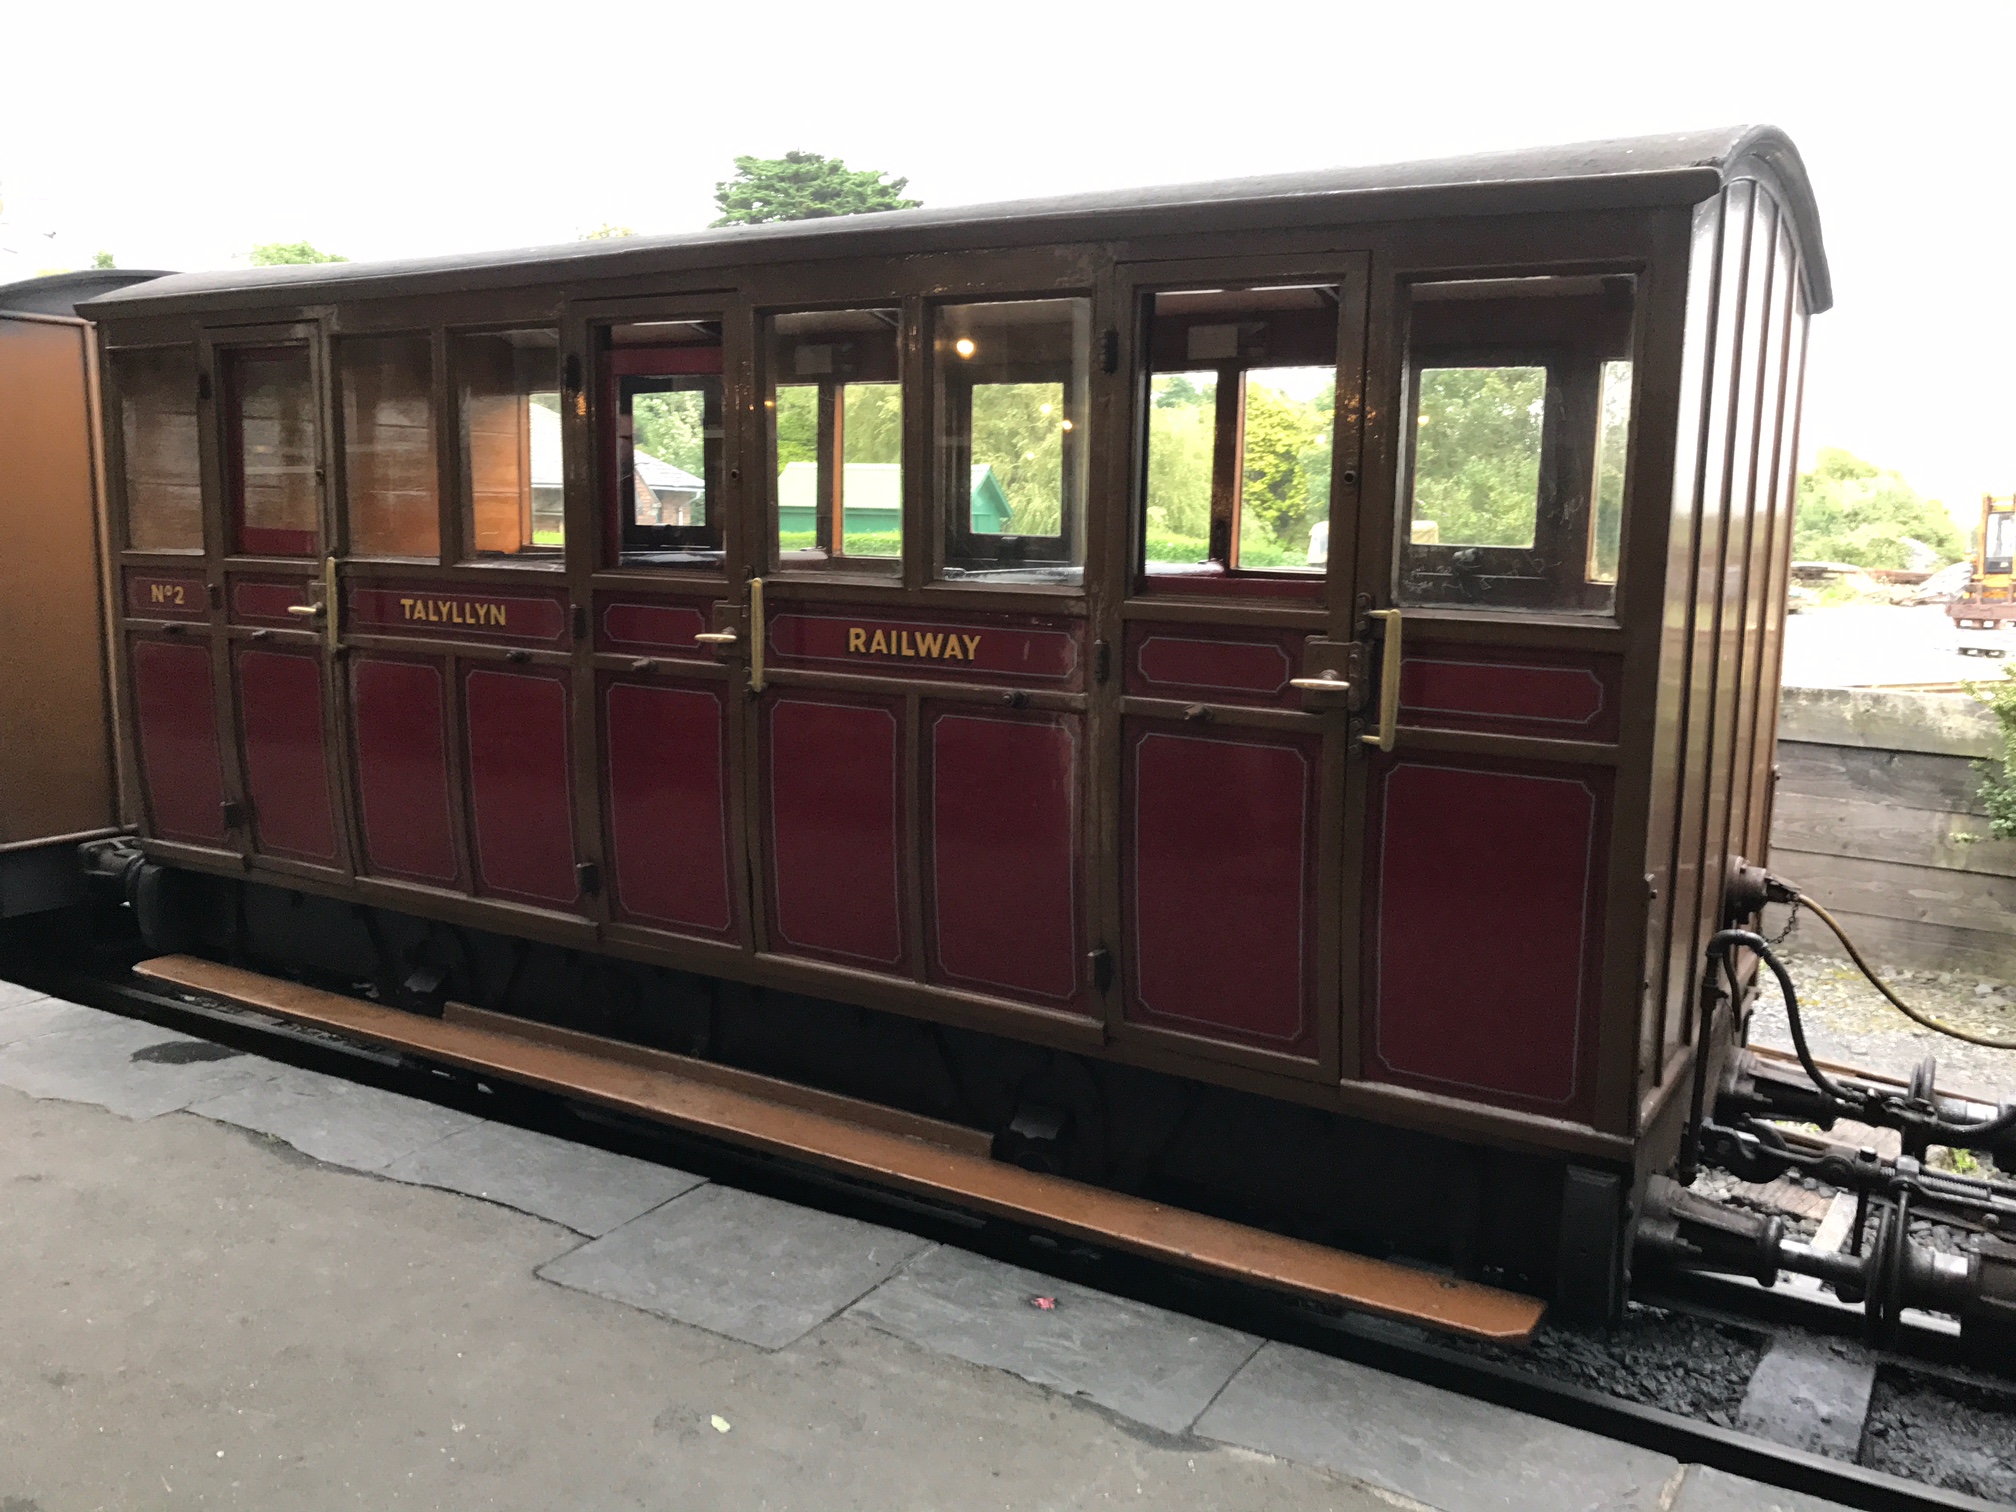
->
[[287, 603, 325, 619], [694, 631, 739, 645], [1361, 609, 1402, 752], [749, 576, 766, 692], [1290, 673, 1352, 694]]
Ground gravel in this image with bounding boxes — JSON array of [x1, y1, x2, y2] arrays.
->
[[1863, 1366, 2016, 1503]]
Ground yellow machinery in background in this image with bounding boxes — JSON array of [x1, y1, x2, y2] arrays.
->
[[1949, 493, 2016, 655]]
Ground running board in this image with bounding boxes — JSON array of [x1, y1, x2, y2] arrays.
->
[[135, 954, 1545, 1343]]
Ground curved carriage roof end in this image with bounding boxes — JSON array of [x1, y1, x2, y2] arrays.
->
[[80, 126, 1829, 318]]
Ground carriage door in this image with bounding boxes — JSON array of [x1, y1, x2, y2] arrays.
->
[[211, 330, 348, 875], [1109, 261, 1369, 1082]]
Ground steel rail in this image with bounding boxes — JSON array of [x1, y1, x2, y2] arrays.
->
[[10, 961, 2011, 1512]]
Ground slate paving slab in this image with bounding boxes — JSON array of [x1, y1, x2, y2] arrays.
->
[[382, 1118, 705, 1236], [1670, 1464, 1856, 1512], [0, 1009, 276, 1119], [187, 1060, 480, 1172], [849, 1243, 1260, 1434], [1736, 1335, 1876, 1462], [1195, 1340, 1680, 1512], [0, 994, 98, 1046], [538, 1182, 932, 1349], [0, 978, 51, 1011]]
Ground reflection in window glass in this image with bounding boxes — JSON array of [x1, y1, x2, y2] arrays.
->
[[457, 329, 561, 561], [934, 299, 1088, 583], [1588, 361, 1632, 583], [115, 346, 202, 552], [1410, 366, 1545, 549], [1397, 275, 1635, 614], [229, 346, 319, 557], [1141, 287, 1337, 580], [768, 309, 902, 572], [341, 336, 438, 559]]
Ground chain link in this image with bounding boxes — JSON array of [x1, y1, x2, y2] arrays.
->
[[1767, 893, 1802, 947]]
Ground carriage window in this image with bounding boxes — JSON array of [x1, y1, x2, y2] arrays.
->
[[1398, 275, 1635, 614], [767, 309, 901, 574], [340, 335, 438, 559], [114, 346, 202, 552], [933, 298, 1089, 584], [225, 345, 319, 557], [608, 319, 724, 568], [456, 329, 562, 563], [1142, 286, 1337, 580]]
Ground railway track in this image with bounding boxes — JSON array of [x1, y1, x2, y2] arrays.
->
[[12, 957, 2014, 1512]]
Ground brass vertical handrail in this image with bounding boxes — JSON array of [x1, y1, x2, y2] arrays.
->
[[1361, 608, 1401, 752]]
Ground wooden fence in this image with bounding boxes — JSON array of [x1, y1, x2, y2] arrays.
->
[[1768, 688, 2016, 976]]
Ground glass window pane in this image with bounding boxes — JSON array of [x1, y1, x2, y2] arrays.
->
[[1397, 275, 1635, 614], [1142, 287, 1336, 581], [608, 319, 724, 568], [768, 309, 902, 574], [1410, 366, 1545, 549], [457, 329, 561, 562], [341, 335, 438, 559], [229, 346, 318, 557], [1587, 360, 1632, 584], [934, 298, 1088, 584], [115, 346, 202, 552]]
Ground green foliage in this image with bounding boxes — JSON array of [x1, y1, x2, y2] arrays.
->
[[843, 383, 901, 464], [249, 241, 348, 266], [1143, 373, 1333, 561], [91, 250, 115, 269], [712, 151, 919, 226], [1240, 377, 1332, 552], [1793, 448, 1963, 569], [1969, 666, 2016, 839], [970, 382, 1067, 533], [1411, 366, 1545, 547], [632, 392, 706, 475]]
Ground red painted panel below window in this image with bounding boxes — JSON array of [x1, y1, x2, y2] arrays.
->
[[765, 696, 904, 968], [464, 669, 579, 907], [1369, 761, 1601, 1109], [231, 579, 313, 626], [124, 572, 206, 620], [1400, 658, 1606, 728], [930, 713, 1082, 1006], [604, 681, 734, 935], [600, 601, 708, 652], [350, 658, 458, 885], [130, 639, 227, 845], [1133, 633, 1294, 699], [235, 648, 337, 862], [1125, 728, 1314, 1051]]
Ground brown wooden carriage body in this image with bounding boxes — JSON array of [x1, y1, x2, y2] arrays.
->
[[81, 129, 1829, 1276]]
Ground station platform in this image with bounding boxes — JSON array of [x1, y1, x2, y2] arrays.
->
[[0, 979, 1853, 1512]]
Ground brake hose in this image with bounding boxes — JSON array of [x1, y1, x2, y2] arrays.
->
[[1792, 890, 2016, 1051]]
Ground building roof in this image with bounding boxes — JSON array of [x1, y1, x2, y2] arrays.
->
[[79, 128, 1831, 318]]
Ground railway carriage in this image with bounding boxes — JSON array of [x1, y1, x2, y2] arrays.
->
[[70, 128, 1835, 1329]]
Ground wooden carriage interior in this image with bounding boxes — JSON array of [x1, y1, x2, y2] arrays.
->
[[83, 128, 1829, 1296]]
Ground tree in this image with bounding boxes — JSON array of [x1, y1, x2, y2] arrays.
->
[[712, 152, 919, 227], [92, 250, 115, 269], [1410, 366, 1546, 547], [1793, 448, 1964, 569], [249, 241, 348, 266]]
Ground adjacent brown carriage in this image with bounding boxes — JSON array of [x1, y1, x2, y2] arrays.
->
[[77, 128, 1828, 1322]]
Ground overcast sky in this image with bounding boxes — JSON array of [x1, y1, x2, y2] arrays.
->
[[5, 1, 2009, 523]]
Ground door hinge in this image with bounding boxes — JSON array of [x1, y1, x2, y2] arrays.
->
[[221, 799, 245, 830], [572, 603, 589, 642], [575, 860, 602, 897], [1093, 638, 1111, 684], [1101, 328, 1120, 375], [1088, 946, 1113, 994]]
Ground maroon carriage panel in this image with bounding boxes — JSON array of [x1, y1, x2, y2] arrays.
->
[[598, 598, 710, 654], [1397, 647, 1622, 743], [1365, 758, 1609, 1114], [347, 584, 569, 646], [124, 571, 207, 621], [130, 638, 227, 845], [349, 656, 459, 886], [1123, 725, 1319, 1055], [927, 711, 1084, 1008], [763, 694, 905, 969], [603, 679, 736, 937], [234, 647, 337, 862], [230, 579, 314, 628], [463, 668, 579, 908], [1124, 623, 1301, 707], [767, 611, 1081, 685]]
